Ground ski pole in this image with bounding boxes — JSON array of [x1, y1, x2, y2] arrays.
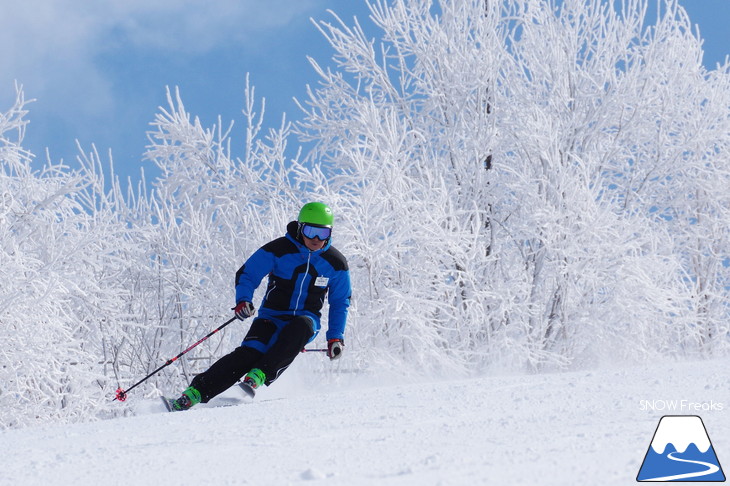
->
[[301, 348, 328, 353], [114, 316, 238, 401]]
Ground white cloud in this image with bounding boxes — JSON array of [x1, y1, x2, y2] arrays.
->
[[0, 2, 114, 141], [0, 0, 322, 135], [101, 0, 322, 53]]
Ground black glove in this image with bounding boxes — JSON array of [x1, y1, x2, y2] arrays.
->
[[327, 339, 344, 360], [233, 301, 255, 320]]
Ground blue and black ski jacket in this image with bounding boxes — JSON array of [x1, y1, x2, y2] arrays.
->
[[234, 221, 351, 341]]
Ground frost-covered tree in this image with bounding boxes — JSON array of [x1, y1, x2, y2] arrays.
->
[[297, 0, 730, 371], [493, 0, 730, 365], [0, 79, 317, 428], [109, 80, 314, 396], [0, 87, 141, 427]]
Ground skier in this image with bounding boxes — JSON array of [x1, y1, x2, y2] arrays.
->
[[167, 202, 352, 411]]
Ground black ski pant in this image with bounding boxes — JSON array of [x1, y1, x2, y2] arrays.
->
[[190, 315, 315, 402]]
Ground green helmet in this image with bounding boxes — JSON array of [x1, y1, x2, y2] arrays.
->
[[298, 202, 334, 227]]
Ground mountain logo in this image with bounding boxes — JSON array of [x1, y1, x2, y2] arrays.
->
[[637, 415, 725, 482]]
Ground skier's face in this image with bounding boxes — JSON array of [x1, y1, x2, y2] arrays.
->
[[303, 234, 327, 251]]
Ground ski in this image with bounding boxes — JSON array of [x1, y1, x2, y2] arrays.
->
[[160, 396, 177, 412], [159, 385, 255, 413], [159, 390, 250, 412], [238, 381, 256, 398], [160, 395, 203, 412]]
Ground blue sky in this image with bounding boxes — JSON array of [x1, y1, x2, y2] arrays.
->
[[1, 0, 728, 188]]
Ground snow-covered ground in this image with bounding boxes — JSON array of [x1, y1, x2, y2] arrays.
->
[[0, 358, 727, 486]]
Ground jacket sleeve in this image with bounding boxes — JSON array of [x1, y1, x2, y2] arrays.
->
[[325, 268, 352, 341], [235, 246, 275, 304]]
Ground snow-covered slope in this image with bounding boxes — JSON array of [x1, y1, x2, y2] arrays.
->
[[0, 359, 727, 486]]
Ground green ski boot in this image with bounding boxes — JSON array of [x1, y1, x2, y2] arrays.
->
[[239, 368, 266, 398], [163, 386, 202, 412]]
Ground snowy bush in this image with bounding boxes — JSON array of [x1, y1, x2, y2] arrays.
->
[[0, 88, 137, 427]]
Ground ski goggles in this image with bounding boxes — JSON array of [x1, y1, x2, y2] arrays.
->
[[301, 223, 332, 241]]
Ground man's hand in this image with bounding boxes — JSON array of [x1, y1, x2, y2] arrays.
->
[[233, 301, 255, 320], [327, 339, 344, 360]]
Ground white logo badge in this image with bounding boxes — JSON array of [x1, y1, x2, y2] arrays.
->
[[637, 415, 725, 482], [314, 276, 329, 287]]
